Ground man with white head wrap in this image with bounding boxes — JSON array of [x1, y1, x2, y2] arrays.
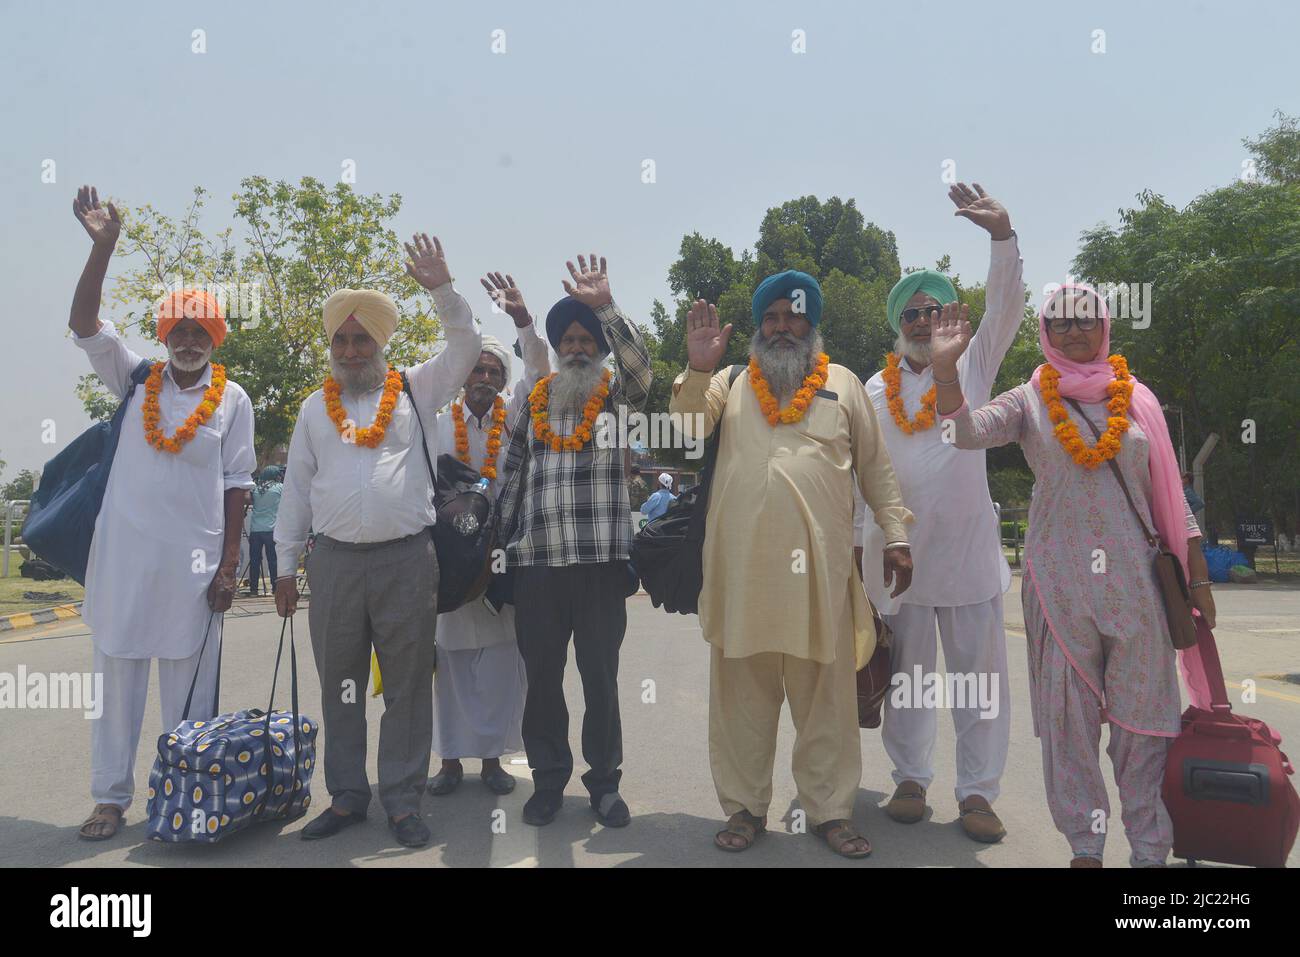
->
[[426, 272, 550, 797], [273, 233, 482, 848], [640, 472, 677, 522]]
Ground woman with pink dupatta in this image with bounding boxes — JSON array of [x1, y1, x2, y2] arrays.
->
[[925, 284, 1216, 867]]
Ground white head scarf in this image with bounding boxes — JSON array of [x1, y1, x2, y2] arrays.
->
[[479, 334, 512, 383], [658, 472, 673, 490]]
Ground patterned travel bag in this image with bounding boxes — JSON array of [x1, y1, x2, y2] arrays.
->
[[146, 615, 316, 843]]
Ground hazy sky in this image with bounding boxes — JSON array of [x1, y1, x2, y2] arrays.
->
[[2, 0, 1296, 475]]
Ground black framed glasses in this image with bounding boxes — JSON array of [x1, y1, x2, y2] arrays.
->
[[1045, 313, 1100, 334], [901, 306, 941, 324]]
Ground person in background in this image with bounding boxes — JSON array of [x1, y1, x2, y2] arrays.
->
[[1182, 471, 1205, 516], [641, 472, 677, 522], [248, 466, 283, 595], [627, 465, 651, 513]]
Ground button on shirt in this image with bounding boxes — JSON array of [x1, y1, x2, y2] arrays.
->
[[855, 234, 1023, 612], [274, 282, 482, 575], [74, 321, 256, 658]]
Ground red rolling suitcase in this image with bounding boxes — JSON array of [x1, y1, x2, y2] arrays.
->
[[1162, 613, 1300, 867]]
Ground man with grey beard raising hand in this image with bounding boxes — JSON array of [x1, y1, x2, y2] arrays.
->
[[670, 271, 913, 859], [492, 254, 652, 829]]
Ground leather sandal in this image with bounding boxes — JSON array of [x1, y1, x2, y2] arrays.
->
[[1069, 856, 1103, 868], [78, 803, 124, 841], [884, 780, 927, 824], [815, 819, 872, 858], [957, 795, 1007, 843], [714, 810, 766, 852]]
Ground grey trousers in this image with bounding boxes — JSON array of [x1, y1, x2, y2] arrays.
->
[[306, 532, 438, 818]]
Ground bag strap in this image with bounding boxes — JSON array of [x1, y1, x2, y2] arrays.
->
[[181, 611, 223, 722], [263, 615, 303, 800], [1193, 612, 1233, 712], [686, 365, 743, 542], [400, 372, 437, 490], [1064, 397, 1159, 550]]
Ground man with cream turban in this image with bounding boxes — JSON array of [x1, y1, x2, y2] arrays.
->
[[66, 186, 256, 841], [426, 272, 550, 798], [274, 233, 482, 848], [853, 182, 1023, 843], [670, 268, 913, 858]]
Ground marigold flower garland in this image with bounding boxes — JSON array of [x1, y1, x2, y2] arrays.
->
[[143, 361, 227, 453], [748, 352, 830, 426], [452, 394, 507, 480], [1039, 354, 1132, 469], [323, 365, 403, 448], [882, 353, 937, 434], [530, 369, 611, 451]]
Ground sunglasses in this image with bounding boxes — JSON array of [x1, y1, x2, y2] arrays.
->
[[901, 306, 942, 324], [1045, 314, 1101, 334]]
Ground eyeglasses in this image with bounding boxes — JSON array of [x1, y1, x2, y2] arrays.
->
[[1045, 313, 1100, 334], [901, 306, 941, 324]]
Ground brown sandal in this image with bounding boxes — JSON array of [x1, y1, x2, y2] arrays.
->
[[714, 811, 766, 852], [815, 819, 872, 858], [78, 803, 124, 841]]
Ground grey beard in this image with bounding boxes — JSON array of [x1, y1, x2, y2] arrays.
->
[[550, 354, 605, 417], [750, 327, 824, 401], [894, 331, 931, 368], [167, 341, 213, 373], [331, 353, 389, 395], [464, 381, 500, 411]]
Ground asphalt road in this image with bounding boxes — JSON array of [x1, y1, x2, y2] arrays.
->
[[2, 574, 1297, 868]]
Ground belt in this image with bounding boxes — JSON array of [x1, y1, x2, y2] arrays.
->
[[314, 530, 426, 552]]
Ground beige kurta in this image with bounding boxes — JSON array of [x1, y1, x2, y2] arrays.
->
[[670, 363, 913, 665]]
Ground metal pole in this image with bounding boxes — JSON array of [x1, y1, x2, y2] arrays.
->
[[3, 501, 11, 578]]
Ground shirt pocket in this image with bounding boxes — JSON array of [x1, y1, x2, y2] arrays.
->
[[795, 394, 842, 442]]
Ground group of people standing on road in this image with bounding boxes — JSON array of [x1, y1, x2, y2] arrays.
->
[[63, 178, 1215, 866]]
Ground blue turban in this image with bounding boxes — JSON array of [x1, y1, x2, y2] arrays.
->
[[259, 466, 280, 483], [751, 270, 823, 327], [886, 270, 958, 333], [545, 297, 609, 354]]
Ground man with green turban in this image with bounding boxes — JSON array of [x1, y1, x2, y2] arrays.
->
[[854, 182, 1024, 844]]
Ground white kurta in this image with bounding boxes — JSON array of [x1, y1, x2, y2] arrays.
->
[[855, 234, 1023, 613], [432, 321, 548, 651], [274, 282, 482, 572], [75, 322, 255, 659]]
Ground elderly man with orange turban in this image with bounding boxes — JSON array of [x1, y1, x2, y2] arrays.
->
[[66, 187, 256, 842], [273, 233, 483, 848]]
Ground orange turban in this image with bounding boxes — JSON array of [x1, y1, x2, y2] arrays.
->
[[156, 289, 227, 348]]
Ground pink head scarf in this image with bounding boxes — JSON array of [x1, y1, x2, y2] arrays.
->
[[1031, 284, 1191, 578]]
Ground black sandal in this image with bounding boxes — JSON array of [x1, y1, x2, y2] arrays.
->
[[427, 764, 464, 796]]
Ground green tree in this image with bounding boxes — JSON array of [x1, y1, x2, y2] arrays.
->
[[80, 178, 447, 459], [2, 469, 38, 502], [1072, 112, 1300, 538]]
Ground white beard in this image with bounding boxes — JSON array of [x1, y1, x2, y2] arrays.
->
[[894, 331, 932, 368], [167, 341, 213, 373], [549, 354, 605, 417], [750, 327, 824, 402], [330, 353, 389, 395]]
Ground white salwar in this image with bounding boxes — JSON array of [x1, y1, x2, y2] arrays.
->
[[854, 233, 1022, 803], [430, 321, 548, 758], [75, 321, 255, 807]]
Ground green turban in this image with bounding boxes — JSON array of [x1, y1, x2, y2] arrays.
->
[[886, 270, 958, 333]]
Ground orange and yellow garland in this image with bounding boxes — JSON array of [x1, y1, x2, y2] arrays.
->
[[529, 369, 611, 451], [1039, 355, 1132, 469], [748, 352, 830, 426], [323, 365, 403, 448], [143, 361, 226, 453], [453, 394, 507, 480], [882, 353, 937, 434]]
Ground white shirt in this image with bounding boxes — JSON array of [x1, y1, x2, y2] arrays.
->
[[75, 321, 256, 658], [855, 234, 1023, 612], [274, 282, 482, 574], [432, 320, 549, 650]]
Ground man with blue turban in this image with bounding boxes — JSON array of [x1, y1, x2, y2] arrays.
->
[[670, 267, 914, 859], [854, 182, 1023, 843]]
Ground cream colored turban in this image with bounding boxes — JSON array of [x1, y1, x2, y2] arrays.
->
[[322, 289, 399, 347], [479, 335, 512, 382]]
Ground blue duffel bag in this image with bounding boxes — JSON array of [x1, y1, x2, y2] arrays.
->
[[21, 358, 151, 584], [147, 616, 316, 844]]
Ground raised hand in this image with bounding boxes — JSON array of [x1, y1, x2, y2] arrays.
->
[[480, 272, 531, 328], [684, 298, 733, 372], [561, 253, 612, 308], [405, 233, 452, 290], [73, 185, 121, 248], [929, 301, 972, 373], [948, 182, 1011, 241]]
